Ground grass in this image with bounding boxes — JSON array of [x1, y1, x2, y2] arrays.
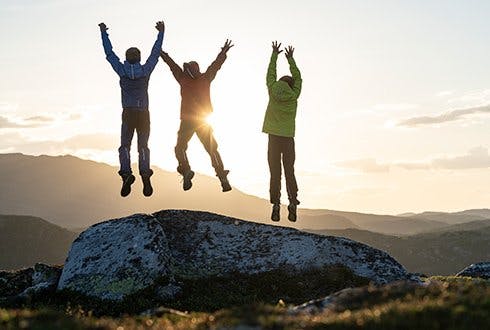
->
[[1, 274, 489, 329]]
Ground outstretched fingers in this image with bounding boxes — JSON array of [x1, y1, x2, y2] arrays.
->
[[222, 39, 234, 52], [272, 41, 283, 54], [285, 45, 295, 58]]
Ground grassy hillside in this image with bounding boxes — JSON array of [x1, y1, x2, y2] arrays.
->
[[0, 215, 77, 270], [1, 277, 488, 329], [310, 226, 490, 275]]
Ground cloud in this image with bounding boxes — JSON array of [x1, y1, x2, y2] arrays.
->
[[337, 147, 490, 173], [0, 112, 84, 129], [431, 147, 490, 170], [0, 115, 41, 128], [397, 105, 490, 127], [24, 115, 55, 123], [0, 132, 117, 153]]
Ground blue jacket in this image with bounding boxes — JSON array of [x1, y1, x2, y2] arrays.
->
[[101, 30, 164, 110]]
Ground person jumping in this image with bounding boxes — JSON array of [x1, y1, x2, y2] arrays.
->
[[98, 21, 164, 197], [262, 41, 302, 222], [160, 40, 234, 192]]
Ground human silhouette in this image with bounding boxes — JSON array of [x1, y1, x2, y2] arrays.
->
[[98, 21, 164, 197], [262, 42, 302, 222], [160, 40, 234, 192]]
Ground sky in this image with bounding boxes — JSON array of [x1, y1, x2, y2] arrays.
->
[[2, 0, 490, 214]]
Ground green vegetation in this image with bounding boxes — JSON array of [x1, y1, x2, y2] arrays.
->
[[1, 265, 368, 316], [2, 275, 489, 329]]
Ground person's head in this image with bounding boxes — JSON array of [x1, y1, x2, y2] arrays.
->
[[125, 47, 141, 64], [183, 61, 201, 78], [279, 75, 294, 89]]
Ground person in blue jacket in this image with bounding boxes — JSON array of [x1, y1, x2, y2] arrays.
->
[[98, 21, 164, 197]]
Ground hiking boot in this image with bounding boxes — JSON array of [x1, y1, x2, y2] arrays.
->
[[142, 175, 153, 197], [288, 203, 297, 222], [271, 204, 280, 222], [120, 173, 136, 197], [218, 170, 232, 192], [182, 170, 195, 191]]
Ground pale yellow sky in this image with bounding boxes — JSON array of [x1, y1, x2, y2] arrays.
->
[[2, 0, 490, 213]]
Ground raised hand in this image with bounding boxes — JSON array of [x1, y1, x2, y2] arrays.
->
[[272, 41, 283, 54], [285, 45, 295, 59], [98, 22, 108, 32], [155, 21, 165, 32], [221, 39, 234, 53]]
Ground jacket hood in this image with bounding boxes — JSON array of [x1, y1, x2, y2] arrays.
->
[[123, 61, 145, 79], [270, 81, 297, 102]]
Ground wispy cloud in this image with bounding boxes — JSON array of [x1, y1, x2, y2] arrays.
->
[[0, 115, 41, 128], [0, 132, 117, 152], [396, 105, 490, 127], [0, 112, 83, 129], [24, 115, 55, 123], [337, 147, 490, 173]]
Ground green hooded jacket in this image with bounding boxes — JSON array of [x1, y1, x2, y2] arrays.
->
[[262, 52, 302, 137]]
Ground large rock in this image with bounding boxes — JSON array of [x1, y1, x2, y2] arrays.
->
[[58, 210, 413, 300], [57, 214, 171, 300], [456, 262, 490, 279]]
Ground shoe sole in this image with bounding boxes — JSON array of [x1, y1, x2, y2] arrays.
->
[[121, 175, 136, 197], [183, 171, 195, 191]]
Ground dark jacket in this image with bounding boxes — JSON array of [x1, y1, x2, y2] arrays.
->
[[101, 30, 164, 110], [161, 51, 227, 120]]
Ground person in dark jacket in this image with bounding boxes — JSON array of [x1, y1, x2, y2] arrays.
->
[[262, 42, 302, 222], [160, 40, 234, 192], [99, 21, 164, 197]]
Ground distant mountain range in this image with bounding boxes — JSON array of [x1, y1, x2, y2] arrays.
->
[[309, 220, 490, 275], [3, 153, 488, 235], [0, 214, 77, 269]]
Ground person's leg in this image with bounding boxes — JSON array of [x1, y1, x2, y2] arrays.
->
[[119, 110, 135, 175], [282, 137, 299, 221], [118, 110, 136, 197], [268, 134, 282, 206], [136, 110, 153, 196], [175, 120, 196, 190], [195, 121, 231, 191], [195, 122, 225, 175], [175, 120, 195, 174]]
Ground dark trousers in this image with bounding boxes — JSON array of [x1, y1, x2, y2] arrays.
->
[[175, 120, 225, 176], [268, 134, 298, 205], [118, 109, 152, 176]]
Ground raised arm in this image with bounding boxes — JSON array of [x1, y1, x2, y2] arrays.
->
[[143, 21, 165, 75], [98, 23, 124, 76], [285, 46, 302, 97], [266, 41, 282, 89], [160, 50, 183, 82], [204, 39, 233, 81]]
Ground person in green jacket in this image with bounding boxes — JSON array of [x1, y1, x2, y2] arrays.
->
[[262, 41, 302, 222]]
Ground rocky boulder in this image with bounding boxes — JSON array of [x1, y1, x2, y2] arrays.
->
[[456, 262, 490, 279], [57, 214, 171, 300], [0, 263, 62, 300], [58, 210, 414, 301]]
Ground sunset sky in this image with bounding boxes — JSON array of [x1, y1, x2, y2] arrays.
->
[[2, 0, 490, 214]]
